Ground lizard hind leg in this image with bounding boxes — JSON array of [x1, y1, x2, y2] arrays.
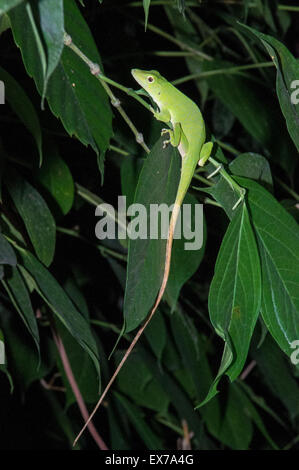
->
[[198, 141, 213, 166]]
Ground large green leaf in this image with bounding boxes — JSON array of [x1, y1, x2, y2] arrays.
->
[[15, 248, 100, 383], [47, 0, 113, 172], [236, 177, 299, 360], [0, 66, 42, 163], [9, 2, 46, 94], [36, 143, 74, 215], [202, 202, 261, 404], [6, 170, 56, 267], [124, 138, 206, 331], [115, 350, 169, 414], [240, 24, 299, 153], [9, 0, 113, 177], [124, 138, 180, 333]]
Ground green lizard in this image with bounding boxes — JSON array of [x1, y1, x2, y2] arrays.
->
[[74, 69, 213, 445]]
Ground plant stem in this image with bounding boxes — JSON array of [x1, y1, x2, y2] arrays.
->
[[144, 22, 213, 61], [274, 176, 299, 202], [209, 156, 245, 200], [109, 144, 130, 156], [172, 61, 273, 86], [64, 33, 151, 153], [193, 173, 213, 186], [57, 227, 127, 262], [215, 140, 240, 156]]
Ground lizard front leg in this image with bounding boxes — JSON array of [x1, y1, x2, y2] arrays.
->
[[162, 122, 182, 149]]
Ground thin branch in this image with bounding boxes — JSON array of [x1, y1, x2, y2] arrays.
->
[[51, 326, 108, 450], [63, 33, 151, 154]]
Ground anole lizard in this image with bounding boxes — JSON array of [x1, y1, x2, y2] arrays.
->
[[74, 69, 213, 445]]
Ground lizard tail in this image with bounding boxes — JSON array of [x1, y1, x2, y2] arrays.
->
[[73, 201, 182, 447]]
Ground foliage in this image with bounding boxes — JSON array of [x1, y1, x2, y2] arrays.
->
[[0, 0, 299, 450]]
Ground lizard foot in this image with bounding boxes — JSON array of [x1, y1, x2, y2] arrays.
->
[[163, 139, 171, 149]]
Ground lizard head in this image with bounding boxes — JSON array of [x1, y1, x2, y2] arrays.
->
[[131, 69, 167, 100]]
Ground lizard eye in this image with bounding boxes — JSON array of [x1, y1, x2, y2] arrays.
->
[[147, 76, 154, 83]]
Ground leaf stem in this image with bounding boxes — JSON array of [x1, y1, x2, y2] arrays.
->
[[209, 156, 245, 200]]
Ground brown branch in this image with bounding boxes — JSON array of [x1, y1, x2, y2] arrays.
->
[[51, 326, 108, 450]]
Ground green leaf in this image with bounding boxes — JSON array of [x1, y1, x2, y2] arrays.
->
[[201, 59, 297, 173], [0, 302, 53, 390], [121, 155, 143, 208], [236, 178, 299, 362], [36, 144, 74, 215], [0, 233, 17, 266], [139, 347, 203, 440], [124, 138, 180, 333], [143, 0, 151, 30], [144, 311, 167, 363], [229, 152, 273, 191], [207, 383, 253, 450], [239, 24, 299, 153], [16, 248, 100, 383], [9, 0, 64, 103], [164, 7, 296, 175], [9, 0, 113, 178], [0, 66, 42, 163], [202, 203, 261, 404], [170, 309, 212, 402], [3, 266, 39, 349], [47, 0, 113, 172], [252, 334, 299, 420], [0, 0, 24, 14], [6, 170, 56, 267], [9, 2, 46, 94], [115, 350, 169, 414], [114, 392, 164, 450], [38, 0, 64, 101]]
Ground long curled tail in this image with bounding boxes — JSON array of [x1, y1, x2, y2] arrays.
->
[[73, 202, 182, 447]]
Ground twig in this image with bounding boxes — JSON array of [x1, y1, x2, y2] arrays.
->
[[51, 325, 108, 450], [63, 33, 150, 154], [240, 360, 257, 380]]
